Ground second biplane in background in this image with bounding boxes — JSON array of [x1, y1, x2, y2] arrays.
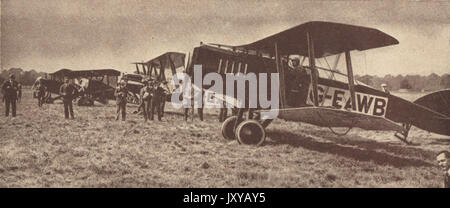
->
[[38, 68, 121, 106], [126, 52, 186, 112]]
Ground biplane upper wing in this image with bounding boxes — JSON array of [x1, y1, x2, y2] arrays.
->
[[235, 21, 399, 57], [259, 107, 405, 132], [146, 52, 186, 69], [51, 69, 121, 78]]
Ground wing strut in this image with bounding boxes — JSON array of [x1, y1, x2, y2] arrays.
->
[[135, 63, 140, 74], [307, 32, 319, 106], [274, 42, 286, 109], [168, 54, 177, 77], [345, 51, 356, 110]]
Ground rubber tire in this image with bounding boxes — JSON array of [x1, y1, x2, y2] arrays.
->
[[221, 116, 238, 140], [235, 120, 266, 146]]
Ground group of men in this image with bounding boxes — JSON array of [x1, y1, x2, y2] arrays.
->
[[24, 74, 178, 122], [115, 78, 168, 122], [1, 72, 450, 187]]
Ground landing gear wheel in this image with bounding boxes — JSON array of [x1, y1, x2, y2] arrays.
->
[[235, 120, 266, 146], [221, 116, 238, 140]]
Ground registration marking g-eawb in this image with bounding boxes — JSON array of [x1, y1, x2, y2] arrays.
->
[[306, 84, 389, 117]]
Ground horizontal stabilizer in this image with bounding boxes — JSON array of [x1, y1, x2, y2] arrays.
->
[[414, 89, 450, 117]]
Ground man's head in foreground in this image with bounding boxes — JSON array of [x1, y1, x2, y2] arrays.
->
[[436, 151, 450, 172]]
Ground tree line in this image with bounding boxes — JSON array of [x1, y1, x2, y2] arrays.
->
[[1, 68, 449, 91], [355, 73, 450, 91], [0, 68, 47, 86]]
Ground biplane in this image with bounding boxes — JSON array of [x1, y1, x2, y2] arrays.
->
[[38, 68, 121, 105], [128, 52, 186, 108], [188, 21, 450, 145]]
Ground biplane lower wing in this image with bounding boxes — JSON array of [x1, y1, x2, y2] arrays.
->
[[260, 107, 405, 132]]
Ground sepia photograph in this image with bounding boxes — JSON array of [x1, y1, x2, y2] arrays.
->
[[0, 0, 449, 192]]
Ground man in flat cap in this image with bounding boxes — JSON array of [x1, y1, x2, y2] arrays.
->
[[150, 80, 165, 121], [159, 80, 170, 117], [139, 78, 153, 122], [59, 77, 77, 119], [1, 74, 21, 117]]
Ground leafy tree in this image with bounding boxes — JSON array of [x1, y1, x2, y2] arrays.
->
[[357, 75, 373, 86], [400, 79, 412, 89], [440, 74, 450, 88]]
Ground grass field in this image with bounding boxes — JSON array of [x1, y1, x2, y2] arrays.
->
[[0, 89, 449, 187]]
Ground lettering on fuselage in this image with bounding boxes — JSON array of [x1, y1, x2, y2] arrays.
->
[[307, 84, 388, 117]]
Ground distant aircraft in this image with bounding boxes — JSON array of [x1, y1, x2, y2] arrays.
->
[[128, 52, 186, 114], [38, 68, 121, 106]]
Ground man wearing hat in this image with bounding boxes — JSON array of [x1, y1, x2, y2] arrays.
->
[[287, 57, 310, 106], [150, 80, 165, 121], [381, 83, 390, 94], [59, 77, 77, 119], [1, 74, 21, 117], [139, 78, 153, 121], [115, 79, 128, 121], [159, 80, 170, 117]]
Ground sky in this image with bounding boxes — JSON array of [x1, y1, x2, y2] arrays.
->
[[1, 0, 449, 76]]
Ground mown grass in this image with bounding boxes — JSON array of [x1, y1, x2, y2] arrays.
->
[[0, 89, 448, 187]]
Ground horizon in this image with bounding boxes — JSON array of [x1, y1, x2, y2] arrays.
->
[[1, 0, 449, 76]]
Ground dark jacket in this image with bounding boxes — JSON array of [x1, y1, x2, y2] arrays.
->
[[115, 86, 128, 105], [1, 80, 20, 99], [140, 86, 153, 102], [151, 86, 165, 103], [59, 83, 77, 101]]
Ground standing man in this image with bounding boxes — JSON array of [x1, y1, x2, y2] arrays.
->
[[34, 79, 47, 107], [436, 150, 450, 188], [115, 80, 128, 121], [159, 80, 170, 117], [1, 74, 21, 117], [150, 81, 164, 121], [59, 77, 76, 119], [139, 79, 153, 122]]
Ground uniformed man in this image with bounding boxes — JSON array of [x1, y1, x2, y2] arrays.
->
[[159, 80, 170, 117], [436, 150, 450, 188], [115, 80, 128, 121], [59, 77, 76, 119], [150, 80, 164, 121], [139, 79, 153, 122], [1, 74, 21, 117]]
